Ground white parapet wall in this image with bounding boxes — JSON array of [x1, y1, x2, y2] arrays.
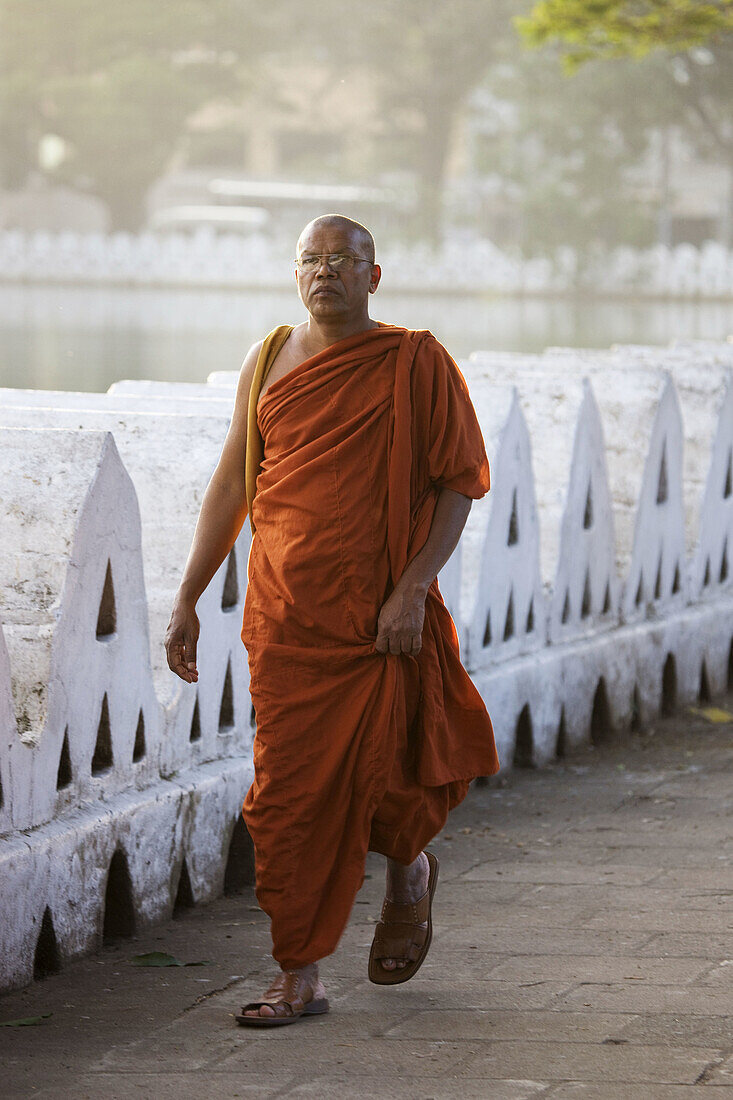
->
[[3, 230, 733, 298], [0, 338, 732, 993], [0, 404, 251, 780]]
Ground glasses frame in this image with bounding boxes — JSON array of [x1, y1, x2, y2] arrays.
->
[[294, 253, 375, 273]]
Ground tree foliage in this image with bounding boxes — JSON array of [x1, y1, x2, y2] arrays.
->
[[516, 0, 733, 70]]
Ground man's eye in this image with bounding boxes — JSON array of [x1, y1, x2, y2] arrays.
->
[[301, 257, 319, 269]]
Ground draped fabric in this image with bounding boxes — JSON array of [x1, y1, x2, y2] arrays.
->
[[241, 325, 499, 969]]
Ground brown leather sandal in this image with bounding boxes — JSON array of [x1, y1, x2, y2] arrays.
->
[[368, 850, 439, 985], [235, 969, 329, 1028]]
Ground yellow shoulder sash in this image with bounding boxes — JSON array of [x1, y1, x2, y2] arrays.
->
[[245, 324, 295, 532]]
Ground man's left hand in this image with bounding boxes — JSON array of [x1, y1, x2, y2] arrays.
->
[[375, 583, 426, 656]]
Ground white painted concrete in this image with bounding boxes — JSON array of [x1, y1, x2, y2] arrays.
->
[[0, 428, 158, 830], [0, 386, 234, 418], [0, 408, 252, 778]]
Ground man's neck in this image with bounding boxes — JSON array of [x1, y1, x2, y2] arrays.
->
[[303, 315, 379, 356]]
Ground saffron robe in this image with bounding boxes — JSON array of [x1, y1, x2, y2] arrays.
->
[[242, 325, 499, 969]]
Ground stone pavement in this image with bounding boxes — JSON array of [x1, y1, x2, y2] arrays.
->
[[2, 710, 733, 1099]]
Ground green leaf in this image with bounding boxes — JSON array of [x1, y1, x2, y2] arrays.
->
[[130, 951, 208, 967], [0, 1013, 52, 1027]]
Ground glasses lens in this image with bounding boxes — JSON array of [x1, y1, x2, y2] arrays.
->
[[296, 254, 359, 272], [328, 254, 353, 270]]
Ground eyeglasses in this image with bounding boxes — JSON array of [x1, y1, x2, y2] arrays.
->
[[295, 253, 374, 273]]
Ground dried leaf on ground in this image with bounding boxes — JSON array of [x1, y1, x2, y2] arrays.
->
[[0, 1013, 52, 1027], [130, 952, 208, 968]]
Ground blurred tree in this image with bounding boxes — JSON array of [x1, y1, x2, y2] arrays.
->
[[477, 51, 675, 261], [517, 0, 733, 70], [517, 0, 733, 245], [315, 0, 520, 245], [0, 0, 272, 227]]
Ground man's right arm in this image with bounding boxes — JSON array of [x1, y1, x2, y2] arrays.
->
[[164, 340, 262, 683]]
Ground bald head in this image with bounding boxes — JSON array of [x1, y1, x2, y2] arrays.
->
[[297, 214, 375, 263]]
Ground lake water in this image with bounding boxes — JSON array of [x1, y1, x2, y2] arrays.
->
[[1, 283, 733, 392]]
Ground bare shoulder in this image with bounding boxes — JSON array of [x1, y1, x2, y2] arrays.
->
[[236, 339, 264, 389]]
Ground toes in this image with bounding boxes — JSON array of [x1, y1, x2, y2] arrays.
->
[[380, 958, 408, 970]]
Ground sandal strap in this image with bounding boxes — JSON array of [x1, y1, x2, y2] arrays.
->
[[371, 920, 428, 962], [380, 891, 430, 925], [241, 970, 315, 1017]]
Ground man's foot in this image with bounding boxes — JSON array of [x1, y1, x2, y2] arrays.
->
[[379, 852, 430, 972], [238, 963, 326, 1022]]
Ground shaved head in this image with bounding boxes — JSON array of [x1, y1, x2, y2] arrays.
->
[[297, 214, 375, 263]]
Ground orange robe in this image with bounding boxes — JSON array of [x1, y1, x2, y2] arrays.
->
[[241, 325, 499, 969]]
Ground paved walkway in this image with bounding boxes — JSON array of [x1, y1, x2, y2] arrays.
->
[[2, 710, 733, 1098]]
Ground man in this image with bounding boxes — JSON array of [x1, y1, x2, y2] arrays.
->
[[165, 214, 499, 1027]]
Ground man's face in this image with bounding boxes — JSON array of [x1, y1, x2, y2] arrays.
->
[[295, 223, 380, 321]]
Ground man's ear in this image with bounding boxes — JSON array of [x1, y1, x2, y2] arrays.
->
[[369, 264, 382, 294]]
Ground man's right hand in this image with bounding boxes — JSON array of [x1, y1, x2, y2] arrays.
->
[[165, 598, 200, 683]]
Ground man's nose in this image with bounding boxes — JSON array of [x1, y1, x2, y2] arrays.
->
[[315, 257, 337, 276]]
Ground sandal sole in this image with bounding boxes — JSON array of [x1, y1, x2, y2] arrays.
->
[[235, 998, 329, 1028]]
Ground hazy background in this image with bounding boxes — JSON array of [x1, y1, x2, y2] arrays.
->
[[2, 0, 733, 389]]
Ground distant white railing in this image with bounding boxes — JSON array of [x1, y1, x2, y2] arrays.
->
[[1, 229, 733, 297], [0, 338, 731, 992]]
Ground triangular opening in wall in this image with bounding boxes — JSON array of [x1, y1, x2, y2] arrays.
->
[[583, 480, 593, 529], [33, 907, 61, 980], [630, 684, 642, 733], [634, 573, 644, 607], [173, 858, 195, 917], [102, 849, 135, 944], [580, 569, 592, 619], [132, 710, 146, 762], [507, 490, 519, 546], [602, 581, 612, 614], [703, 557, 711, 587], [590, 678, 612, 745], [92, 694, 113, 775], [525, 598, 534, 634], [218, 658, 235, 731], [654, 552, 663, 600], [671, 562, 681, 594], [698, 660, 712, 704], [720, 538, 729, 584], [221, 549, 239, 611], [513, 704, 534, 768], [656, 442, 668, 504], [661, 653, 677, 717], [96, 560, 117, 639], [190, 696, 201, 742], [724, 447, 732, 499], [57, 728, 72, 789], [249, 702, 256, 728], [503, 590, 515, 640], [482, 609, 492, 647], [224, 815, 256, 895], [555, 708, 566, 759], [561, 590, 571, 624]]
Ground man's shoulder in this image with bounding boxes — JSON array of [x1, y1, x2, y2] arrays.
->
[[404, 328, 456, 366]]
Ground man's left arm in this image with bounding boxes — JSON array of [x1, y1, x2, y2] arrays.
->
[[374, 487, 471, 656]]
